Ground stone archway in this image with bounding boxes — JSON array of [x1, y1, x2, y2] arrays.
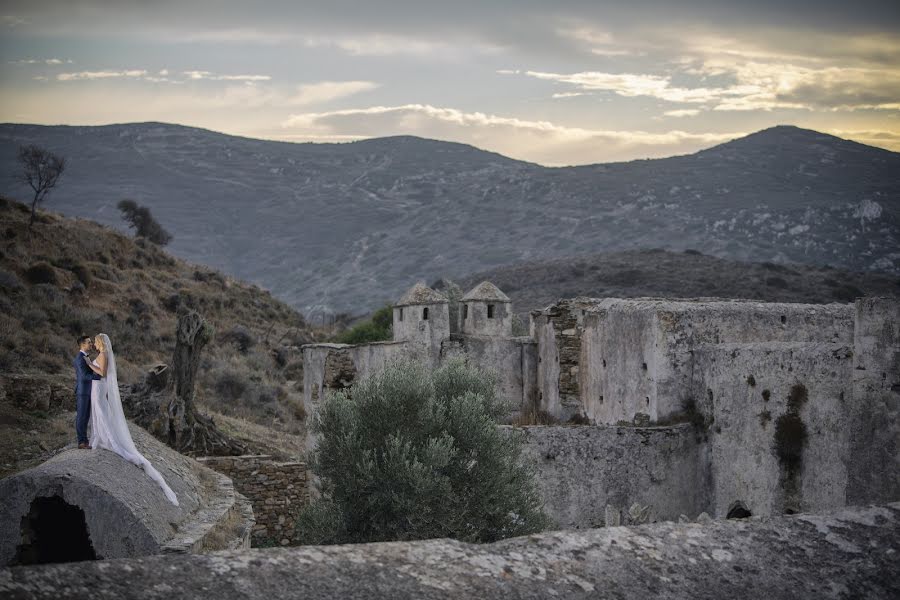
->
[[726, 500, 752, 519], [13, 496, 98, 565]]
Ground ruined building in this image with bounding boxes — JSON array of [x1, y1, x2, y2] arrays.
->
[[303, 283, 899, 527]]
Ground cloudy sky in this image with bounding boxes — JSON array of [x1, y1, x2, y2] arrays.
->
[[2, 0, 899, 165]]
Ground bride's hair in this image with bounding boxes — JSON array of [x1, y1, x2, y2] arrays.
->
[[94, 334, 110, 352]]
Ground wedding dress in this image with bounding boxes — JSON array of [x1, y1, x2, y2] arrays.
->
[[89, 334, 179, 506]]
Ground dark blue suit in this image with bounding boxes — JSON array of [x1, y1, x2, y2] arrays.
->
[[73, 351, 100, 444]]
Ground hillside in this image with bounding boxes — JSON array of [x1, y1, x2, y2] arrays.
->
[[451, 249, 900, 316], [1, 123, 898, 316], [0, 197, 320, 447]]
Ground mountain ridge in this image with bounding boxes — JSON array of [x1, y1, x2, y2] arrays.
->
[[2, 122, 897, 316]]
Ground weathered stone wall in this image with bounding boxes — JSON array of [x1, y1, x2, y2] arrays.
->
[[514, 424, 708, 528], [580, 305, 657, 424], [198, 455, 307, 546], [571, 298, 854, 424], [5, 503, 897, 600], [849, 297, 900, 505], [691, 342, 854, 518]]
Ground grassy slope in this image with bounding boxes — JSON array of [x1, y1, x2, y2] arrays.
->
[[453, 248, 900, 317], [0, 197, 320, 468]]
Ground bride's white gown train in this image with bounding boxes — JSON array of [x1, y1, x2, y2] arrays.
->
[[89, 335, 178, 506]]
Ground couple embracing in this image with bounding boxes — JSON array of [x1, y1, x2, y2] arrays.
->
[[73, 334, 178, 506]]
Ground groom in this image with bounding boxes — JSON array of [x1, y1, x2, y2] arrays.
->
[[73, 336, 100, 449]]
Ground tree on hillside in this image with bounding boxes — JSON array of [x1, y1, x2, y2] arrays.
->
[[296, 359, 549, 545], [118, 199, 172, 246], [16, 144, 66, 228], [333, 305, 393, 344]]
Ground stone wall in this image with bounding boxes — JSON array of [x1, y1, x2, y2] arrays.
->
[[691, 342, 854, 518], [199, 455, 308, 546], [514, 424, 707, 528], [6, 503, 897, 600], [848, 297, 900, 505]]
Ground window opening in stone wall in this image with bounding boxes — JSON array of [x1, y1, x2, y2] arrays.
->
[[423, 307, 429, 321], [399, 308, 403, 322], [780, 315, 786, 324], [463, 304, 468, 319], [14, 496, 98, 565], [487, 304, 495, 318]]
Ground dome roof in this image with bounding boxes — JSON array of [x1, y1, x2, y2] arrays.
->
[[461, 281, 511, 302], [396, 282, 449, 306]]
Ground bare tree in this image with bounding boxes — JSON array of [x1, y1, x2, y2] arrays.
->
[[17, 145, 66, 228]]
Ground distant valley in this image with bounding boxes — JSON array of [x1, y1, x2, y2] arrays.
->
[[1, 122, 897, 316]]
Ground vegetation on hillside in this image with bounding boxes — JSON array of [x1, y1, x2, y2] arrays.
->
[[455, 248, 900, 317], [296, 359, 549, 545], [332, 305, 392, 344], [0, 196, 321, 436]]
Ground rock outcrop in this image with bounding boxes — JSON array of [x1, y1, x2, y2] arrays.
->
[[0, 423, 253, 566], [1, 503, 897, 599]]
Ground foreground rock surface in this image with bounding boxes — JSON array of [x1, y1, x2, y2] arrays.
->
[[2, 503, 897, 599]]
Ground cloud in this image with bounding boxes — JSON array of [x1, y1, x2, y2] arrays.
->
[[9, 58, 66, 65], [288, 80, 379, 106], [183, 70, 271, 81], [664, 109, 701, 117], [281, 103, 744, 165], [57, 70, 148, 81]]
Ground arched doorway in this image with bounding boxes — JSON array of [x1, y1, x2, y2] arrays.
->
[[13, 496, 98, 565]]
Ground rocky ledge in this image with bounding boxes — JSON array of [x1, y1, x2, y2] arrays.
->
[[1, 502, 897, 599]]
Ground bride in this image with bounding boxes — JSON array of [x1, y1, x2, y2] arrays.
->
[[85, 333, 179, 506]]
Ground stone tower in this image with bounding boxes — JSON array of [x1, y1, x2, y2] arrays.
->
[[393, 282, 450, 365], [460, 281, 512, 337]]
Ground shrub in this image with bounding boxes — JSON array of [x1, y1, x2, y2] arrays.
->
[[23, 263, 58, 285], [296, 359, 548, 545], [69, 263, 92, 287], [220, 325, 255, 353], [333, 305, 392, 344], [213, 372, 248, 403], [0, 270, 22, 292]]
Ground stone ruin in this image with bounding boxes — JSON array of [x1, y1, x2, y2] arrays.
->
[[303, 284, 900, 526], [0, 422, 253, 566]]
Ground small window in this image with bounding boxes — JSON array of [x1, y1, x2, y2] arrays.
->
[[423, 307, 429, 320], [463, 304, 468, 319], [399, 308, 403, 322], [487, 304, 495, 318]]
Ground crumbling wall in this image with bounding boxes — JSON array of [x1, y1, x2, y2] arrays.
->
[[532, 299, 593, 420], [514, 424, 708, 528], [691, 342, 853, 518], [198, 455, 308, 546]]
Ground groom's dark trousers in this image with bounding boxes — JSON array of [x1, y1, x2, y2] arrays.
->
[[73, 352, 100, 444]]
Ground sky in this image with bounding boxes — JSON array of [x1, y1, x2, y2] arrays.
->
[[1, 0, 899, 165]]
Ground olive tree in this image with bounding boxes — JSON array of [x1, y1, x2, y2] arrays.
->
[[17, 144, 66, 228]]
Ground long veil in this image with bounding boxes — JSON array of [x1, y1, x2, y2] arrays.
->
[[98, 333, 179, 506]]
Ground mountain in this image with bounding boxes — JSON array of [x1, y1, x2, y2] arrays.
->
[[449, 248, 900, 317], [1, 122, 897, 316]]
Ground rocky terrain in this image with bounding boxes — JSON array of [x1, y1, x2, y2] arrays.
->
[[1, 123, 897, 316], [452, 248, 900, 316]]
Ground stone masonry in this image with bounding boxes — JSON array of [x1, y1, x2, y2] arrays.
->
[[198, 455, 307, 546]]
